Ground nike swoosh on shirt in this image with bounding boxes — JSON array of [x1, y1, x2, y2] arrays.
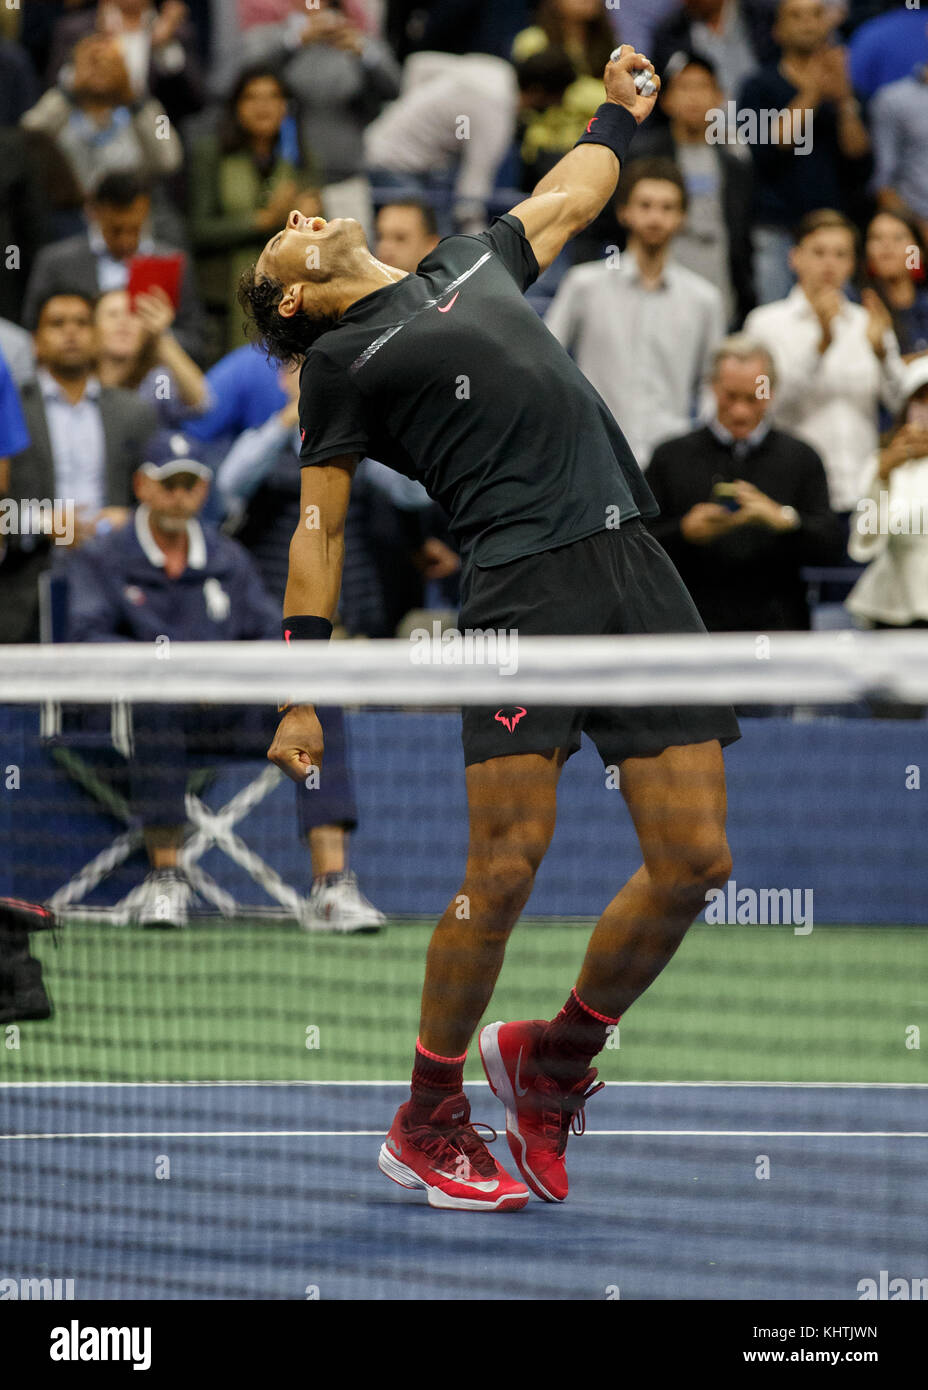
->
[[515, 1046, 529, 1097], [437, 292, 460, 314], [586, 116, 599, 133], [350, 252, 491, 374]]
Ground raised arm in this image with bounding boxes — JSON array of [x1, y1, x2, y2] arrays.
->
[[509, 46, 661, 274]]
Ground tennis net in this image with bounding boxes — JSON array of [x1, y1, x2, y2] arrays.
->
[[1, 632, 927, 1301]]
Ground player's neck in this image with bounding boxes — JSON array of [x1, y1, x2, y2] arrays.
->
[[337, 255, 410, 314]]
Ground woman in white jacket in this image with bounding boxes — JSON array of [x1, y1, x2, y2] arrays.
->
[[847, 357, 928, 630]]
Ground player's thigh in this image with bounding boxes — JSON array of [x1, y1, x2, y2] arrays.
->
[[463, 749, 565, 875], [619, 740, 731, 886]]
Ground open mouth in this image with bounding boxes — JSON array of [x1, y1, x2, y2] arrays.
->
[[287, 213, 359, 237], [289, 213, 337, 235]]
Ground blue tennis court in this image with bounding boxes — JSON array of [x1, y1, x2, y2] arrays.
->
[[2, 1081, 926, 1300]]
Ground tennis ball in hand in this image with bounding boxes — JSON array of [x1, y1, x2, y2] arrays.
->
[[609, 48, 658, 97]]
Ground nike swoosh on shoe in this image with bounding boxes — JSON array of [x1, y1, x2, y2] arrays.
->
[[433, 1172, 500, 1193], [515, 1046, 529, 1098]]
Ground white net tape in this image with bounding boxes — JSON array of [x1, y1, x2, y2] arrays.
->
[[3, 631, 928, 705]]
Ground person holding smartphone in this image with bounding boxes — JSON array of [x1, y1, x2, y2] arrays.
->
[[646, 334, 845, 632]]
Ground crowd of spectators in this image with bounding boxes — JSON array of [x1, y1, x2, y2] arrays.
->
[[2, 0, 928, 914], [3, 0, 927, 646]]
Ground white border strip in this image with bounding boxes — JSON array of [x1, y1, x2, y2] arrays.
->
[[3, 631, 928, 704], [2, 1129, 927, 1141], [2, 1080, 927, 1089]]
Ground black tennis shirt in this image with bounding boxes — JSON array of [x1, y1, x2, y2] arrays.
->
[[298, 215, 658, 570]]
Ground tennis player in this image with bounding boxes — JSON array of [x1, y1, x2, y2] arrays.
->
[[243, 46, 740, 1212]]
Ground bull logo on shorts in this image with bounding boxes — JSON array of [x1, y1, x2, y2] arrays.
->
[[495, 707, 527, 733]]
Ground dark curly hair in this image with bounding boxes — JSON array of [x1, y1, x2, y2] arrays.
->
[[238, 266, 340, 365]]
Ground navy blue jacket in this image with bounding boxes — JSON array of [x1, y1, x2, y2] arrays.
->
[[67, 506, 279, 644]]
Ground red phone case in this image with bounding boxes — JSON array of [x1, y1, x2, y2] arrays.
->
[[126, 254, 186, 311]]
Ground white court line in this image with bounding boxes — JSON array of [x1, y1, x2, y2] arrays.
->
[[1, 1130, 385, 1140], [2, 1080, 927, 1089], [1, 1128, 928, 1139]]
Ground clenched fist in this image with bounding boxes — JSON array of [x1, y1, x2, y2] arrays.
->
[[604, 46, 662, 125], [268, 705, 324, 784]]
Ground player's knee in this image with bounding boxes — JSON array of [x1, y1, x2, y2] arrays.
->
[[695, 844, 733, 897], [466, 851, 538, 917], [652, 837, 732, 911]]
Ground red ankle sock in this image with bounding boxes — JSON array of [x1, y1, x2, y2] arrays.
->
[[538, 988, 619, 1086], [408, 1038, 466, 1122]]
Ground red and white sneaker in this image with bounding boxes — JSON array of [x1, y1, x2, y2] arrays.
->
[[479, 1019, 604, 1203], [378, 1092, 530, 1211]]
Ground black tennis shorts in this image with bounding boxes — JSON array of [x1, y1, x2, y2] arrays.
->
[[458, 520, 742, 768]]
